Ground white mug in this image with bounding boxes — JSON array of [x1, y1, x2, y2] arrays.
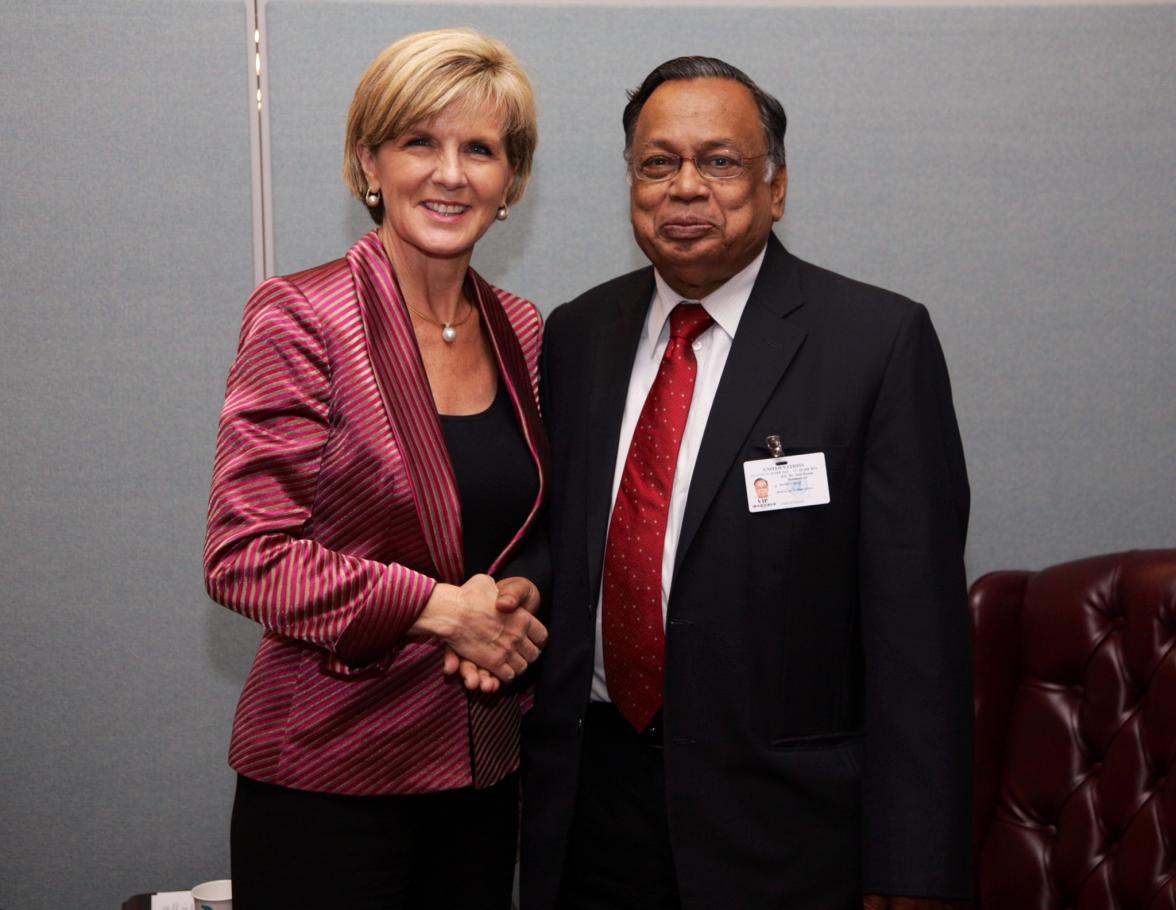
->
[[190, 879, 232, 910]]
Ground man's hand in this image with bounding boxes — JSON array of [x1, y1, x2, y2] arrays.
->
[[864, 896, 970, 909], [441, 576, 544, 692], [443, 646, 499, 692], [493, 575, 541, 614]]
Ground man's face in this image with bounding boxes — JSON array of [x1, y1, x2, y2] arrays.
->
[[629, 78, 787, 300], [754, 479, 769, 500]]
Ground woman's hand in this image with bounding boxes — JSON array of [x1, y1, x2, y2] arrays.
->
[[414, 574, 547, 687], [443, 577, 542, 692]]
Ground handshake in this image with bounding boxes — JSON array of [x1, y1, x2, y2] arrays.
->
[[410, 574, 547, 694]]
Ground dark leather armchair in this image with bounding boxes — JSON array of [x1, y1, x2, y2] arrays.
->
[[971, 549, 1176, 908]]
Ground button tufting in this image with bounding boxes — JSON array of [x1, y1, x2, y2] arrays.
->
[[972, 551, 1176, 905]]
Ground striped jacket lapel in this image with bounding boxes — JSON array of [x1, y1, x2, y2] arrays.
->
[[348, 233, 464, 585], [469, 271, 550, 575]]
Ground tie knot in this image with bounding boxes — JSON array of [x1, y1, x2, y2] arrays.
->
[[669, 303, 713, 343]]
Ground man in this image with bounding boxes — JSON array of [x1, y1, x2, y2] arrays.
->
[[521, 57, 972, 909]]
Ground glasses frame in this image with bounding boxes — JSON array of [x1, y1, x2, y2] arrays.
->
[[629, 151, 772, 183]]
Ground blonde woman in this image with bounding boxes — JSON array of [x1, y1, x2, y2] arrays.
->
[[204, 29, 547, 908]]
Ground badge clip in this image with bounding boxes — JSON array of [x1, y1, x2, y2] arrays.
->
[[765, 434, 784, 458]]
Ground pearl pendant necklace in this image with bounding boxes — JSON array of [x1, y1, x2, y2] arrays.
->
[[376, 228, 472, 343], [404, 299, 474, 343]]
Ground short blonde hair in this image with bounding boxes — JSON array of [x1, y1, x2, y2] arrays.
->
[[343, 28, 538, 224]]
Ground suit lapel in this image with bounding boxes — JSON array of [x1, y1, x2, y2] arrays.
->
[[584, 270, 654, 607], [349, 233, 464, 584], [673, 237, 807, 577]]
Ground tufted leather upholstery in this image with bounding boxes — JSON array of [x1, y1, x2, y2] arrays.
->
[[971, 549, 1176, 909]]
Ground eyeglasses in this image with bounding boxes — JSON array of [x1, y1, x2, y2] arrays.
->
[[630, 151, 771, 182]]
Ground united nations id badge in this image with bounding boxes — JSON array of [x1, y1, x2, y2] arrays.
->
[[742, 452, 831, 512]]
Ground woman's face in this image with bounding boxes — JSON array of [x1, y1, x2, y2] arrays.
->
[[359, 102, 514, 266]]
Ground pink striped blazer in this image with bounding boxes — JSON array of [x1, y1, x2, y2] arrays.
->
[[204, 231, 548, 795]]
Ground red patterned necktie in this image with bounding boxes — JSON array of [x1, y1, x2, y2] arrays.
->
[[602, 302, 714, 731]]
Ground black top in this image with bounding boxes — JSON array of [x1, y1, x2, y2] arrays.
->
[[439, 382, 538, 577]]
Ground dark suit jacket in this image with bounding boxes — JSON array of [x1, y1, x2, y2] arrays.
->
[[521, 236, 972, 909]]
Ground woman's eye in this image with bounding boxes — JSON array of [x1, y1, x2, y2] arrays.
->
[[467, 143, 494, 157], [404, 136, 431, 148]]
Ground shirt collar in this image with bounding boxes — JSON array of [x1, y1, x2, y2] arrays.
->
[[646, 242, 768, 356]]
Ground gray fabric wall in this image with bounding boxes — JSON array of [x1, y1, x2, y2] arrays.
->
[[1, 2, 256, 907], [2, 1, 1173, 907]]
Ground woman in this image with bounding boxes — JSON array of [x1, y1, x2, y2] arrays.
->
[[203, 29, 547, 909]]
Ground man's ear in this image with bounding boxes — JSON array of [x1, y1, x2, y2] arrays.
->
[[770, 165, 788, 222]]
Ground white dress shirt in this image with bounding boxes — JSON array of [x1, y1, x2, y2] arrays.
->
[[591, 244, 768, 702]]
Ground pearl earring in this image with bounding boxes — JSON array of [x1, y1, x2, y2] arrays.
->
[[495, 205, 508, 222], [365, 188, 381, 207]]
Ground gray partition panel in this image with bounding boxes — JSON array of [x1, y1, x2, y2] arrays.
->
[[267, 2, 1175, 580], [1, 2, 256, 908]]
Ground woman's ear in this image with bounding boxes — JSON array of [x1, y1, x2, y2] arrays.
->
[[356, 142, 377, 184]]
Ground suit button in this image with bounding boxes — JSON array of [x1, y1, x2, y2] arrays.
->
[[577, 716, 584, 735]]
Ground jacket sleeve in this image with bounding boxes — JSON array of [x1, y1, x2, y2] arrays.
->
[[858, 303, 974, 897], [203, 277, 436, 675]]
